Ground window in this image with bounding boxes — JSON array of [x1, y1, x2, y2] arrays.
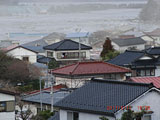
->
[[0, 102, 6, 112], [143, 114, 151, 120], [47, 51, 53, 57], [22, 57, 29, 62], [67, 112, 79, 120], [136, 69, 155, 77], [0, 101, 15, 112], [57, 52, 86, 59]]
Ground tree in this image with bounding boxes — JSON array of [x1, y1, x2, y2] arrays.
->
[[32, 110, 54, 120], [99, 116, 109, 120], [100, 37, 119, 60], [121, 108, 134, 120], [48, 58, 59, 69], [100, 37, 113, 59]]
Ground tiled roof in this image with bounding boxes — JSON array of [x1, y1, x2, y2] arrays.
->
[[108, 50, 144, 66], [54, 78, 153, 116], [22, 39, 48, 47], [112, 37, 146, 47], [37, 56, 53, 64], [51, 61, 131, 76], [26, 84, 67, 95], [145, 47, 160, 55], [130, 77, 160, 88], [43, 39, 92, 51], [22, 90, 70, 105]]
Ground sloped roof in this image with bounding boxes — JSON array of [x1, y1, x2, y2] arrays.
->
[[145, 28, 160, 37], [54, 79, 153, 116], [37, 56, 53, 64], [112, 37, 146, 47], [43, 39, 92, 51], [6, 45, 38, 53], [22, 39, 48, 47], [130, 77, 160, 88], [108, 50, 144, 66], [22, 90, 70, 105], [145, 47, 160, 55], [52, 61, 131, 77]]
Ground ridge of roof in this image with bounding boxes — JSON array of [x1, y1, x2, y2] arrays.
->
[[6, 45, 38, 53], [91, 78, 154, 87]]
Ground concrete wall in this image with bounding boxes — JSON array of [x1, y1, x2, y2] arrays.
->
[[115, 90, 160, 120], [0, 93, 15, 120], [155, 66, 160, 76], [7, 47, 37, 63], [112, 42, 145, 53], [60, 110, 115, 120]]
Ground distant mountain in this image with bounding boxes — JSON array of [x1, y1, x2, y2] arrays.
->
[[140, 0, 160, 23]]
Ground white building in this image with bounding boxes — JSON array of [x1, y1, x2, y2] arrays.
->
[[43, 39, 92, 62], [112, 37, 146, 53], [7, 46, 38, 63], [0, 90, 15, 120], [54, 79, 160, 120]]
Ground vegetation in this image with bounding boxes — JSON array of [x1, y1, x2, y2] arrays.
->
[[99, 116, 109, 120], [32, 110, 54, 120], [0, 50, 42, 92], [48, 58, 59, 69], [100, 37, 119, 60]]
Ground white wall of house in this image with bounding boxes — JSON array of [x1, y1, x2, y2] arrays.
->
[[45, 50, 91, 61], [115, 90, 160, 120], [155, 66, 160, 76], [0, 93, 15, 120], [59, 110, 115, 120], [112, 42, 145, 53], [7, 47, 37, 63]]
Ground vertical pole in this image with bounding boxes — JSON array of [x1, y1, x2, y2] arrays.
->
[[51, 77, 54, 112], [40, 78, 42, 111], [79, 37, 81, 62]]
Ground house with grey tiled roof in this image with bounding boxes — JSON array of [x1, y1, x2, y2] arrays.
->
[[43, 39, 92, 64], [108, 47, 160, 77], [54, 78, 160, 120], [112, 37, 146, 53]]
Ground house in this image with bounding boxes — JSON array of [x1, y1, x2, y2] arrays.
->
[[129, 76, 160, 89], [21, 89, 71, 116], [111, 37, 146, 52], [51, 61, 131, 88], [54, 78, 160, 120], [144, 28, 160, 45], [21, 39, 48, 56], [6, 45, 38, 63], [0, 90, 16, 120], [0, 39, 19, 49], [43, 39, 92, 64], [66, 32, 90, 45], [108, 47, 160, 77]]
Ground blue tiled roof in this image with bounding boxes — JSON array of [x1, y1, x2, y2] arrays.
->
[[22, 90, 70, 105], [54, 79, 153, 116], [112, 37, 146, 47], [37, 56, 53, 64], [22, 45, 45, 53], [21, 39, 48, 47], [108, 50, 144, 66], [145, 47, 160, 55], [66, 32, 89, 38], [43, 39, 92, 51]]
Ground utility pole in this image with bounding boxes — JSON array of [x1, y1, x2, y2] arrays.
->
[[39, 78, 43, 111], [79, 37, 81, 62], [51, 76, 55, 112]]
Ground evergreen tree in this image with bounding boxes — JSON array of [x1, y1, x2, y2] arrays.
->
[[100, 37, 114, 59]]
